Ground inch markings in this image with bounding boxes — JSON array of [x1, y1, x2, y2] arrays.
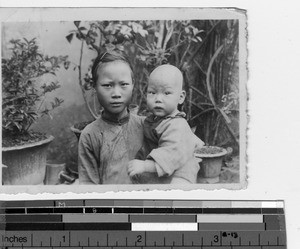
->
[[1, 231, 284, 248], [0, 200, 286, 248]]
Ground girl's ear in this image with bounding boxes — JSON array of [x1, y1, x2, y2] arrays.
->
[[178, 90, 186, 105]]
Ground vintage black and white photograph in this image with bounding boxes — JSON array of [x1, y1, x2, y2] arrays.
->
[[0, 8, 247, 192]]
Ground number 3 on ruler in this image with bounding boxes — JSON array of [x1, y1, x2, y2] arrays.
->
[[213, 235, 219, 243]]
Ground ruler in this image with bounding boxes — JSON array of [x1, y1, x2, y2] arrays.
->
[[0, 200, 286, 249]]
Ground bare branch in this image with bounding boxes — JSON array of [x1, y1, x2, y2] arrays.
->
[[206, 44, 223, 107], [78, 40, 98, 119]]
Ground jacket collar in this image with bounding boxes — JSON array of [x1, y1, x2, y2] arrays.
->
[[148, 110, 186, 122], [101, 109, 130, 125]]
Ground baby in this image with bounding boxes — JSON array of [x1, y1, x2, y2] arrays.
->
[[128, 64, 204, 184]]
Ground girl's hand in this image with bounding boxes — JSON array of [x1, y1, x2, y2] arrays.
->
[[128, 159, 147, 177]]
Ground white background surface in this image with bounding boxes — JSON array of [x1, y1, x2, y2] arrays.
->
[[0, 0, 300, 248]]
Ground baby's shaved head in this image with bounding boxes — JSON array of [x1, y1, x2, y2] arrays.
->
[[149, 64, 183, 90], [147, 64, 186, 117]]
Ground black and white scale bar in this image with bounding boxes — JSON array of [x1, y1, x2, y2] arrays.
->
[[1, 223, 132, 230], [0, 207, 285, 215]]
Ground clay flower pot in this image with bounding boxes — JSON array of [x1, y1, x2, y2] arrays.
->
[[2, 136, 54, 185], [195, 146, 227, 179], [44, 163, 66, 185]]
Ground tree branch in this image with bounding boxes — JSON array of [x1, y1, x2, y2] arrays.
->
[[157, 20, 165, 49], [186, 20, 222, 65], [78, 40, 98, 119], [190, 85, 210, 102], [190, 108, 216, 122], [206, 45, 223, 107], [179, 40, 191, 69]]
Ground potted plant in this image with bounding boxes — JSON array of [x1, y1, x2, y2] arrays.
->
[[2, 38, 67, 185], [194, 146, 227, 182]]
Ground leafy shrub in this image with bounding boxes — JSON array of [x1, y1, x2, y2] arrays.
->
[[65, 20, 239, 151], [2, 38, 68, 136]]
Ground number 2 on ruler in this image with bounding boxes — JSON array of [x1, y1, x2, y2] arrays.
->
[[136, 235, 142, 243]]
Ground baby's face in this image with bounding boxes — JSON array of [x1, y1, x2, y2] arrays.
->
[[147, 68, 185, 117]]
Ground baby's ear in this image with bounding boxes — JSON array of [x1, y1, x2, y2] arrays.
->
[[178, 90, 186, 104]]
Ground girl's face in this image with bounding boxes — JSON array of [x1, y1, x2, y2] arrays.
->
[[95, 61, 133, 119]]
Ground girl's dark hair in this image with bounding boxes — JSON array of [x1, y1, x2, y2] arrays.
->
[[91, 50, 134, 87]]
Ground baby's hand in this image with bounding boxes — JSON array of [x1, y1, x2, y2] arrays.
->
[[128, 159, 147, 177]]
